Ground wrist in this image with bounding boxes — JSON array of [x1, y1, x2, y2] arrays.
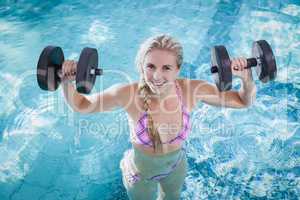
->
[[241, 70, 254, 84], [242, 76, 256, 92], [61, 79, 75, 85]]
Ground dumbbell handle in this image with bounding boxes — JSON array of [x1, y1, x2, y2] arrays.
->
[[56, 67, 103, 76], [53, 59, 102, 77], [211, 57, 258, 73], [245, 58, 258, 69], [59, 60, 102, 76], [37, 65, 102, 80]]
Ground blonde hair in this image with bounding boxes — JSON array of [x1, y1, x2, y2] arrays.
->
[[135, 34, 183, 153]]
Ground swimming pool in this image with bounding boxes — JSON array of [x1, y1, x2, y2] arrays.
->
[[0, 0, 299, 199]]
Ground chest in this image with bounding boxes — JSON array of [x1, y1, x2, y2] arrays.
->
[[130, 99, 184, 140], [126, 91, 191, 154], [145, 112, 184, 143]]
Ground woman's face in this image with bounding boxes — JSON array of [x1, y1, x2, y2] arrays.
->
[[142, 49, 180, 96]]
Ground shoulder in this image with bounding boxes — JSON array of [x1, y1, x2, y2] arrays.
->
[[176, 78, 188, 89], [176, 78, 209, 92], [176, 78, 214, 111], [179, 78, 216, 92], [113, 81, 139, 98], [113, 82, 141, 108], [114, 82, 139, 93]]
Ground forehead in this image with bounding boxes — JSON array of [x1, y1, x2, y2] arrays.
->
[[144, 49, 177, 66]]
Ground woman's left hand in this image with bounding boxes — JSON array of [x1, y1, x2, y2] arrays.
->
[[231, 57, 253, 82]]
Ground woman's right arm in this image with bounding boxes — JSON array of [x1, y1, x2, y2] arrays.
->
[[62, 81, 134, 114], [61, 82, 86, 113], [60, 60, 134, 114]]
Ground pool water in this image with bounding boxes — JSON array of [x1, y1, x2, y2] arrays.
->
[[0, 0, 299, 199]]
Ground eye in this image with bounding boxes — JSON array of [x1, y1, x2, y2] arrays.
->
[[163, 65, 172, 70], [146, 64, 155, 69]]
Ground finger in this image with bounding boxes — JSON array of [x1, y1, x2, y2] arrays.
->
[[236, 58, 241, 71], [230, 60, 234, 70], [70, 63, 76, 79], [240, 57, 247, 70], [238, 58, 243, 71], [235, 59, 240, 71], [231, 59, 238, 71], [66, 60, 74, 76], [71, 61, 77, 74], [243, 58, 247, 69], [64, 60, 71, 76], [71, 72, 76, 80], [68, 70, 74, 78], [67, 61, 73, 76], [67, 73, 73, 81]]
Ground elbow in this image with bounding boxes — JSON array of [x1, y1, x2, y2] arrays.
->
[[242, 93, 256, 108], [240, 86, 257, 108], [248, 87, 257, 107], [72, 107, 89, 114], [71, 105, 88, 114], [242, 102, 251, 108], [72, 99, 94, 114]]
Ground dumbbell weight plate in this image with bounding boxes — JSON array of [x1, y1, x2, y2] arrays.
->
[[37, 46, 64, 91], [211, 45, 232, 91], [76, 47, 98, 94], [252, 40, 277, 83]]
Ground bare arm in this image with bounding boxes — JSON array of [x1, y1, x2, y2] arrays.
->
[[61, 81, 87, 113], [191, 79, 249, 108], [191, 57, 256, 108], [61, 82, 134, 114], [238, 72, 256, 107], [59, 60, 134, 114]]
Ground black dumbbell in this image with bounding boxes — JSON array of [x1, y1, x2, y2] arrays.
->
[[210, 40, 277, 91], [37, 46, 103, 94]]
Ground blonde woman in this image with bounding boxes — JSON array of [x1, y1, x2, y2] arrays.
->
[[60, 35, 256, 200]]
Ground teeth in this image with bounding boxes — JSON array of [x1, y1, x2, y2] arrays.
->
[[153, 82, 165, 86]]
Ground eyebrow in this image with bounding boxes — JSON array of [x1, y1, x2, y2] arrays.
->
[[146, 63, 174, 68]]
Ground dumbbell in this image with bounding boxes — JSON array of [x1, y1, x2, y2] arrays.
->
[[37, 46, 103, 94], [210, 40, 277, 91]]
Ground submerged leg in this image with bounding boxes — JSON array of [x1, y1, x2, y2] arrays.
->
[[158, 154, 187, 200], [121, 174, 158, 200], [120, 150, 158, 200]]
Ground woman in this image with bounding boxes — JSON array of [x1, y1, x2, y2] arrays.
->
[[60, 35, 256, 200]]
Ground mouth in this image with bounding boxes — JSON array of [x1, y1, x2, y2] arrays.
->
[[152, 81, 167, 87]]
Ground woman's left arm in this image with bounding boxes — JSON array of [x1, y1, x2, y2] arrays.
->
[[238, 74, 256, 106], [189, 57, 256, 109], [233, 57, 257, 107]]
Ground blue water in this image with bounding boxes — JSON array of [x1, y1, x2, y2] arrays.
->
[[0, 0, 299, 199]]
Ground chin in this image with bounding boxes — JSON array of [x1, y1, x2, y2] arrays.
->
[[145, 80, 170, 95]]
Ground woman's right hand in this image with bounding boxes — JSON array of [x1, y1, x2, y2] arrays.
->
[[59, 60, 77, 83]]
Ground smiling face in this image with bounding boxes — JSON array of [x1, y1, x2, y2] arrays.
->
[[142, 49, 180, 97]]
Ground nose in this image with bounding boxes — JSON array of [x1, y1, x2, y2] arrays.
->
[[153, 70, 163, 81]]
